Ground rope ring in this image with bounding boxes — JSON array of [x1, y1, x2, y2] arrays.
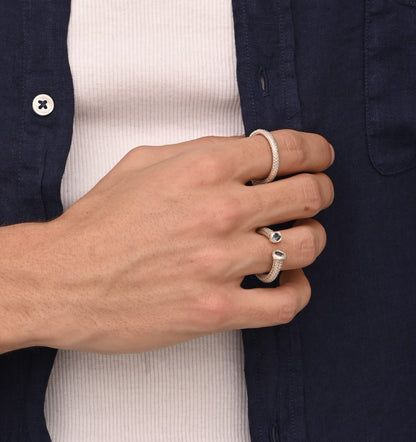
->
[[249, 129, 280, 184], [256, 227, 282, 243], [256, 250, 286, 284], [256, 227, 285, 283]]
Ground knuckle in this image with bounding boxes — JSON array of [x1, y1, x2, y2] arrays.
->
[[322, 138, 334, 166], [125, 145, 147, 160], [131, 145, 146, 154], [298, 278, 312, 309], [324, 174, 335, 206], [206, 196, 243, 233], [313, 133, 333, 166], [303, 278, 312, 305], [294, 274, 312, 307], [196, 246, 229, 278], [116, 146, 153, 173], [299, 228, 319, 264], [275, 279, 312, 324], [314, 133, 330, 148], [276, 298, 298, 324], [197, 135, 221, 146], [317, 222, 328, 250], [315, 173, 335, 208], [191, 150, 231, 184], [282, 130, 308, 167], [299, 174, 324, 214], [123, 145, 160, 169], [199, 290, 234, 330], [194, 152, 221, 177]]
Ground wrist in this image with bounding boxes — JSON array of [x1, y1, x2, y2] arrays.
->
[[0, 220, 64, 352]]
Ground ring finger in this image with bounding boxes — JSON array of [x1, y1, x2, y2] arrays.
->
[[230, 218, 327, 278]]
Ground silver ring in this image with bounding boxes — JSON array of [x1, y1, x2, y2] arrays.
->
[[256, 250, 286, 284], [249, 129, 280, 184], [257, 226, 282, 243], [256, 227, 285, 283]]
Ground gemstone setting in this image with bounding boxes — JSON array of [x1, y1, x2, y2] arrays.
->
[[273, 250, 286, 260], [271, 231, 282, 243]]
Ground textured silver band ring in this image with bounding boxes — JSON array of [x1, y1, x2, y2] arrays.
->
[[256, 227, 285, 283], [249, 129, 280, 185], [257, 226, 282, 244], [256, 250, 286, 284]]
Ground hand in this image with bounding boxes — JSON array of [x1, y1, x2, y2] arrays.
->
[[17, 130, 334, 353]]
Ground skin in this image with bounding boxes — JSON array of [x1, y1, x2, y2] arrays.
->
[[0, 129, 334, 354]]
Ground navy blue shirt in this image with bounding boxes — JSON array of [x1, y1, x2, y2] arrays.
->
[[1, 1, 415, 441]]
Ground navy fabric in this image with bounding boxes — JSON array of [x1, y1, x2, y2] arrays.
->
[[232, 2, 307, 440], [233, 1, 416, 441], [292, 2, 416, 440], [1, 1, 415, 441]]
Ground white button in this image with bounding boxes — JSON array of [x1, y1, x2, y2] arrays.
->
[[32, 94, 54, 116]]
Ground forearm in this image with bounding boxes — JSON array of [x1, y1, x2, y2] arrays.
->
[[0, 221, 58, 353]]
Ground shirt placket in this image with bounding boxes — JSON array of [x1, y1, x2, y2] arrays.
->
[[231, 0, 307, 441]]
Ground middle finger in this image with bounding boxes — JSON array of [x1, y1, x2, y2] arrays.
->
[[244, 172, 335, 228]]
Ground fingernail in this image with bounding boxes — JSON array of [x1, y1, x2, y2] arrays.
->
[[329, 143, 335, 165]]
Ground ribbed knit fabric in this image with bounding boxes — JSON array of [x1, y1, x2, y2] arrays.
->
[[44, 1, 249, 441]]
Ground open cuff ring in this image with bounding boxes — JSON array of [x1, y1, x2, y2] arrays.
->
[[256, 226, 282, 243], [256, 250, 286, 283], [256, 227, 286, 283]]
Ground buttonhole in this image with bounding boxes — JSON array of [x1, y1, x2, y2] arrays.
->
[[270, 424, 279, 442], [259, 67, 270, 96]]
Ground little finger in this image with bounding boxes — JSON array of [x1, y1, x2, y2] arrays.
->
[[230, 269, 311, 329]]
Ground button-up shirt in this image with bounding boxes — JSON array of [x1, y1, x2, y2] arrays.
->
[[0, 1, 415, 441]]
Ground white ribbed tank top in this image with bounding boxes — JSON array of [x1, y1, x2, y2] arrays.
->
[[44, 1, 250, 441]]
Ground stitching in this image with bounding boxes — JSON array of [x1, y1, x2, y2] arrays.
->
[[278, 2, 289, 125], [364, 0, 416, 175], [242, 0, 258, 130], [40, 0, 55, 220]]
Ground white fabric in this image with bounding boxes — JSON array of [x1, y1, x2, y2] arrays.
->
[[44, 0, 250, 441]]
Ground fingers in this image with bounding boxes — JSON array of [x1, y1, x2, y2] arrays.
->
[[244, 172, 334, 227], [234, 219, 327, 277], [119, 130, 333, 185], [231, 269, 311, 329], [225, 129, 334, 183], [117, 130, 333, 189]]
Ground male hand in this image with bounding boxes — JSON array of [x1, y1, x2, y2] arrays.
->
[[1, 130, 334, 354]]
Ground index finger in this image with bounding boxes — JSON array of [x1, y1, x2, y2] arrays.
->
[[226, 129, 335, 183]]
